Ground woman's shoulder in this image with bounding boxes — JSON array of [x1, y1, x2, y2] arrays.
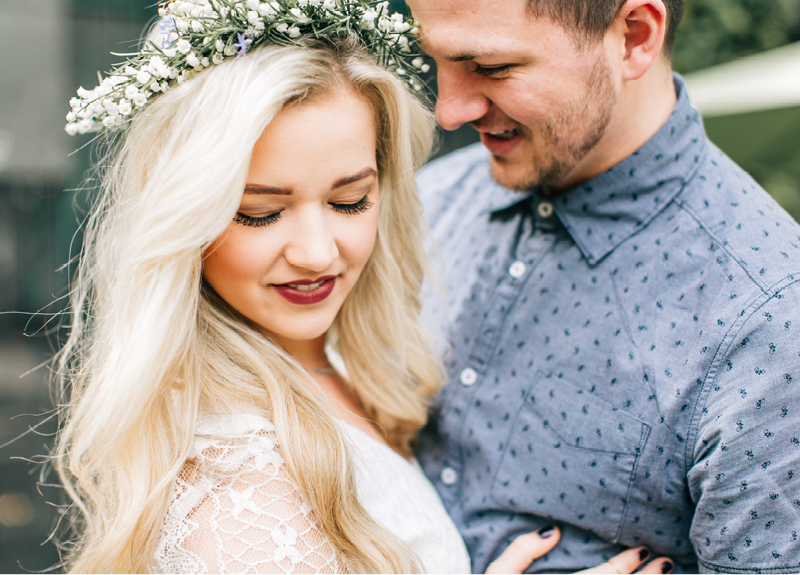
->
[[156, 412, 346, 574]]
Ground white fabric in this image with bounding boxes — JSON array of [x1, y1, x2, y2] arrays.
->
[[155, 413, 471, 574]]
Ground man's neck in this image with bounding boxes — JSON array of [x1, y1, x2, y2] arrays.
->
[[550, 59, 678, 193]]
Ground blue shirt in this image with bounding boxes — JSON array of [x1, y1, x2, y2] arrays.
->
[[417, 77, 800, 574]]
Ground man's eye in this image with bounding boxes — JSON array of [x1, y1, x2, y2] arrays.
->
[[330, 195, 374, 215], [473, 64, 513, 78], [234, 210, 282, 227]]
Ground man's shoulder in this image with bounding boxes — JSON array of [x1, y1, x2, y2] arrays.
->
[[418, 143, 489, 195], [676, 142, 800, 288]]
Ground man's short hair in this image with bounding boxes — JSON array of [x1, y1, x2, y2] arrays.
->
[[526, 0, 685, 54]]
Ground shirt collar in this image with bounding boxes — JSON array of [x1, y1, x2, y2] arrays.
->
[[485, 75, 708, 265]]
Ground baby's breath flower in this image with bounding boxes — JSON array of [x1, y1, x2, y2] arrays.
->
[[186, 52, 201, 68], [177, 39, 192, 54], [137, 70, 152, 84], [288, 26, 301, 38]]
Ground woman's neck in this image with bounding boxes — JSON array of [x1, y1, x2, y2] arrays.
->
[[272, 333, 330, 370]]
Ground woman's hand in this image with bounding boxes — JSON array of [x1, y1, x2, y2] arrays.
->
[[485, 525, 675, 574]]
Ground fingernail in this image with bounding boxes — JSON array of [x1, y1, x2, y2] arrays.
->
[[638, 548, 651, 562], [538, 525, 556, 539], [661, 560, 675, 574]]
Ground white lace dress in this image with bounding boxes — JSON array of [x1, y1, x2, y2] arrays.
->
[[154, 413, 471, 573]]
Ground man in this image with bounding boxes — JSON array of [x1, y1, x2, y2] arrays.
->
[[408, 0, 800, 572]]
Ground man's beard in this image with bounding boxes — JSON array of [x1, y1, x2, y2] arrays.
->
[[488, 54, 617, 192]]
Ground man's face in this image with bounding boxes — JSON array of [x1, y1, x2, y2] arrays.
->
[[408, 0, 619, 191]]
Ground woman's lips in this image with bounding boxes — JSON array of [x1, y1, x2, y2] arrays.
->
[[273, 276, 336, 305], [480, 129, 522, 157]]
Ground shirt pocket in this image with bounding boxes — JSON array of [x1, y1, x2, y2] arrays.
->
[[490, 370, 650, 543]]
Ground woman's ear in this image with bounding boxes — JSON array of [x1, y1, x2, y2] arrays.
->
[[608, 0, 668, 81]]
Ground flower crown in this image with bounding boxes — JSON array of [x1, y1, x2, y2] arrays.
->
[[65, 0, 429, 135]]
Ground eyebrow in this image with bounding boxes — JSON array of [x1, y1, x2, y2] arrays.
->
[[331, 167, 377, 190], [244, 167, 377, 194]]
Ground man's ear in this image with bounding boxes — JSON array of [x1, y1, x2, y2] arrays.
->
[[609, 0, 667, 81]]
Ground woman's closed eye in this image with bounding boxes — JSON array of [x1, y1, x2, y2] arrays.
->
[[234, 195, 374, 228], [330, 194, 373, 215]]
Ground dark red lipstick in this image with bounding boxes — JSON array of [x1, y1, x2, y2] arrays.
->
[[273, 275, 336, 305]]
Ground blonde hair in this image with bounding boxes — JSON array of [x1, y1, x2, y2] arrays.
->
[[54, 35, 438, 573]]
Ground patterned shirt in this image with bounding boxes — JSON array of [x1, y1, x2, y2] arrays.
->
[[417, 76, 800, 574]]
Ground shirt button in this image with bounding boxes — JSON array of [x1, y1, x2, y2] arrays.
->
[[508, 260, 527, 279], [537, 201, 554, 218], [441, 467, 458, 486], [459, 367, 478, 386]]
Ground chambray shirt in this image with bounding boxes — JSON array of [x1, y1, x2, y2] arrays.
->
[[417, 77, 800, 574]]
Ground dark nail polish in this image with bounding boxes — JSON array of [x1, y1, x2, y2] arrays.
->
[[538, 525, 556, 539], [638, 548, 651, 562], [661, 560, 675, 574]]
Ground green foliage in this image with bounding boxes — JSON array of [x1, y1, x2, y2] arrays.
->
[[673, 0, 800, 73]]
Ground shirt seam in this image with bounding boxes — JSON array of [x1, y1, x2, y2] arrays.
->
[[683, 273, 800, 474], [675, 199, 772, 294], [698, 556, 800, 573]]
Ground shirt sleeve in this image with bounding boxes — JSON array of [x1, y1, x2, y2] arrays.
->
[[688, 282, 800, 573], [156, 425, 347, 574]]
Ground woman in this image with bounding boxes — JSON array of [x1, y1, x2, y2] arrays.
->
[[56, 1, 670, 572]]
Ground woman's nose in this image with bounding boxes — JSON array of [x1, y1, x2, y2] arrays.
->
[[283, 208, 339, 272], [435, 67, 491, 131]]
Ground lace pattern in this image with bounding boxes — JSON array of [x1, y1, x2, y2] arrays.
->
[[155, 414, 346, 574]]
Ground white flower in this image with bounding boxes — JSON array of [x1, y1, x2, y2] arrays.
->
[[175, 17, 190, 32], [69, 97, 81, 110], [289, 8, 310, 23], [118, 99, 132, 115], [136, 69, 152, 84], [421, 63, 430, 73], [160, 81, 170, 92], [65, 123, 79, 136], [224, 44, 237, 56], [412, 57, 424, 68], [66, 111, 77, 122], [393, 20, 410, 33], [201, 57, 210, 67], [102, 116, 117, 128], [132, 92, 149, 107], [191, 19, 204, 32], [276, 23, 288, 32], [308, 0, 321, 5], [212, 52, 224, 65], [168, 67, 180, 79], [78, 119, 94, 134], [148, 56, 169, 78], [322, 0, 335, 11], [288, 26, 301, 38], [102, 99, 119, 116], [246, 0, 260, 9], [163, 47, 178, 58], [247, 10, 259, 24], [76, 86, 94, 99], [215, 38, 224, 52], [258, 2, 276, 17], [298, 0, 308, 5], [186, 52, 201, 68], [125, 84, 140, 99], [177, 38, 192, 54], [203, 3, 216, 16]]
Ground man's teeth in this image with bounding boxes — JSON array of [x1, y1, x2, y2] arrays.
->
[[488, 130, 516, 140], [288, 281, 324, 292]]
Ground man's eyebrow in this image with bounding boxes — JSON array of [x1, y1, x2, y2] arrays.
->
[[332, 167, 377, 190], [243, 184, 292, 195], [448, 53, 481, 62]]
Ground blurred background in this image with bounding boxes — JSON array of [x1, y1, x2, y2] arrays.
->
[[0, 0, 798, 571]]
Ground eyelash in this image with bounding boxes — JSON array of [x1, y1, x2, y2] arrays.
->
[[234, 195, 374, 228], [474, 64, 512, 78]]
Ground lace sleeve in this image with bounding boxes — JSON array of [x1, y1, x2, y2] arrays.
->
[[156, 417, 347, 574]]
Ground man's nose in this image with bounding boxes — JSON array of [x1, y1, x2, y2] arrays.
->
[[284, 209, 339, 272], [435, 67, 491, 131]]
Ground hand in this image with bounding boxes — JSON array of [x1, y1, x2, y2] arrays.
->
[[577, 547, 675, 574], [485, 525, 676, 574]]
